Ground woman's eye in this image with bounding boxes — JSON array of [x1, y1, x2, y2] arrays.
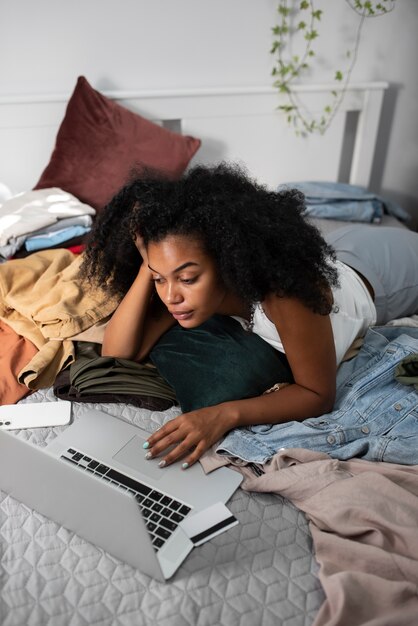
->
[[152, 277, 164, 284], [181, 277, 197, 285]]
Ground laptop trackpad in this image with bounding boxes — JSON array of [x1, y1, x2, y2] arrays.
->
[[113, 436, 163, 481]]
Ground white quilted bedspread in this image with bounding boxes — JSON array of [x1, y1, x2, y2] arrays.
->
[[0, 389, 324, 626]]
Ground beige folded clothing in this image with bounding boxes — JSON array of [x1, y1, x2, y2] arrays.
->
[[0, 248, 120, 389], [68, 315, 111, 344]]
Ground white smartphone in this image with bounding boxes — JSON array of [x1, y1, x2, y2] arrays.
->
[[0, 401, 72, 430]]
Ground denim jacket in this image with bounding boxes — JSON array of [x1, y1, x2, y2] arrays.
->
[[217, 326, 418, 465]]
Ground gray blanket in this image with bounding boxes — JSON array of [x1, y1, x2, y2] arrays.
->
[[0, 388, 324, 626]]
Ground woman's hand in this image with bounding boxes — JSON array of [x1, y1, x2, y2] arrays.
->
[[102, 230, 175, 360], [143, 405, 236, 469], [134, 232, 149, 266]]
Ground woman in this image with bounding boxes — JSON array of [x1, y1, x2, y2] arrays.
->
[[81, 163, 418, 469]]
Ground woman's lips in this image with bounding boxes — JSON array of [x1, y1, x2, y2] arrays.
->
[[170, 310, 193, 321]]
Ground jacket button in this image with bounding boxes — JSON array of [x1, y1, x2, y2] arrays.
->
[[326, 435, 336, 445], [361, 426, 370, 434], [394, 403, 403, 411]]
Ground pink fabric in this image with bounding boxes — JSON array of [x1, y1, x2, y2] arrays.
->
[[237, 449, 418, 626]]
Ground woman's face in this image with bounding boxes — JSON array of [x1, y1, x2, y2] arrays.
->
[[147, 234, 228, 328]]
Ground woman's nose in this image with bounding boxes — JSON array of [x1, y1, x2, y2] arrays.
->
[[165, 283, 183, 304]]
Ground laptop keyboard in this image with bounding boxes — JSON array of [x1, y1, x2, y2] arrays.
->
[[61, 448, 192, 551]]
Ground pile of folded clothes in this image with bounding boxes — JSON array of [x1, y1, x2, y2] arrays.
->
[[277, 181, 410, 223], [0, 187, 95, 261]]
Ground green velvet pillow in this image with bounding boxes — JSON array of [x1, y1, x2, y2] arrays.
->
[[149, 315, 293, 412]]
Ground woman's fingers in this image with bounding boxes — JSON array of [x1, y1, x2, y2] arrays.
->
[[144, 419, 186, 457], [143, 412, 218, 468], [143, 417, 206, 467], [178, 441, 207, 468], [145, 419, 178, 449], [156, 434, 197, 468], [146, 432, 197, 467]]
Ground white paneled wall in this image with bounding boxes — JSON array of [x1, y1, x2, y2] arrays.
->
[[0, 0, 417, 220]]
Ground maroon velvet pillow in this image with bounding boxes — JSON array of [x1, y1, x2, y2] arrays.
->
[[34, 76, 201, 211]]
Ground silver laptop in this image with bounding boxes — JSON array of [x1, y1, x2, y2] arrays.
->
[[0, 409, 242, 580]]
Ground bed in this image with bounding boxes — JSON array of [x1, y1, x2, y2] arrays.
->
[[1, 77, 417, 626]]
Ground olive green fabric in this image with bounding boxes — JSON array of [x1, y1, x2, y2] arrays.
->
[[395, 353, 418, 390], [150, 315, 293, 412], [68, 341, 177, 402]]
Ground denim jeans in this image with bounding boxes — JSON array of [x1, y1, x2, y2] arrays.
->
[[276, 181, 410, 222], [217, 326, 418, 465]]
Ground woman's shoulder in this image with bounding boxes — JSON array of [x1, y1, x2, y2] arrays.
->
[[261, 292, 322, 325]]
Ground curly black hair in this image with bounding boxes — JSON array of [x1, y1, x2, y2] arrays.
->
[[80, 163, 339, 314]]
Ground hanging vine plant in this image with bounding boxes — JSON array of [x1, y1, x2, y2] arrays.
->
[[270, 0, 396, 135]]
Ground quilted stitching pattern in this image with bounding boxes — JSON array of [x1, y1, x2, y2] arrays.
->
[[0, 390, 324, 625]]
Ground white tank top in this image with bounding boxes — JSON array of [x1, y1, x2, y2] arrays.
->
[[234, 261, 377, 366]]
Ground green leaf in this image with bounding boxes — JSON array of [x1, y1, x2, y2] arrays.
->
[[278, 5, 290, 16], [271, 0, 392, 138]]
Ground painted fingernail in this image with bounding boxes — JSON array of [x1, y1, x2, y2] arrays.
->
[[143, 441, 150, 449], [182, 462, 189, 470], [145, 452, 153, 460], [158, 460, 166, 468]]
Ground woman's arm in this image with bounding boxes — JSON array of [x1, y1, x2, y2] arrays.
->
[[254, 292, 337, 419], [102, 237, 175, 361], [144, 295, 337, 466]]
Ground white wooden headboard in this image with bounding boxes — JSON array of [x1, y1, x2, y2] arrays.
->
[[0, 81, 388, 196]]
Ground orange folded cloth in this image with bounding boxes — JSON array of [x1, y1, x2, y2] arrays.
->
[[0, 320, 37, 404]]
